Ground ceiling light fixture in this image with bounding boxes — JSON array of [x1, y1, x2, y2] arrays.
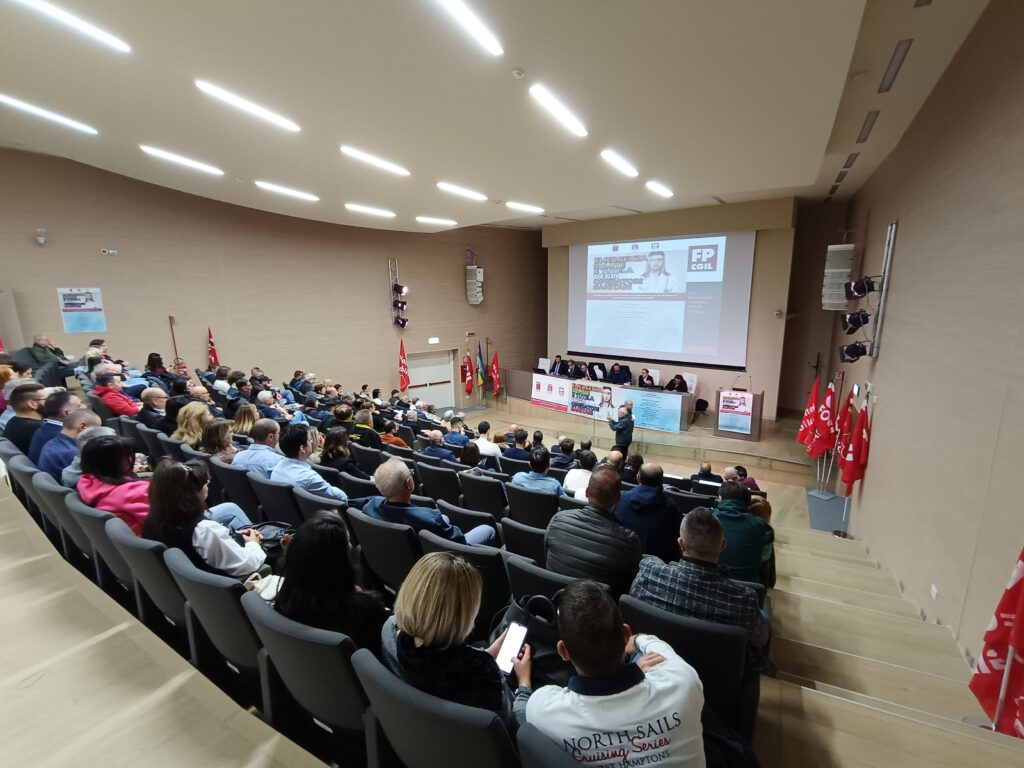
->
[[600, 149, 638, 177], [416, 216, 458, 226], [878, 39, 913, 94], [139, 145, 223, 176], [195, 80, 300, 132], [437, 181, 487, 201], [506, 201, 544, 214], [528, 83, 587, 138], [0, 92, 97, 134], [645, 180, 673, 198], [10, 0, 131, 53], [345, 202, 396, 218], [340, 145, 410, 176], [393, 283, 408, 296], [856, 110, 879, 144], [434, 0, 503, 56], [254, 180, 319, 201]]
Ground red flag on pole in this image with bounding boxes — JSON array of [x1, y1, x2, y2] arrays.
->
[[834, 391, 854, 471], [207, 328, 220, 367], [807, 382, 837, 459], [463, 351, 474, 395], [841, 401, 870, 495], [0, 336, 5, 353], [490, 351, 501, 397], [398, 340, 410, 393], [796, 376, 819, 446], [969, 547, 1024, 737]]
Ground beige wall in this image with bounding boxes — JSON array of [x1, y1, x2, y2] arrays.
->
[[829, 0, 1024, 659], [543, 199, 796, 419], [0, 149, 547, 406]]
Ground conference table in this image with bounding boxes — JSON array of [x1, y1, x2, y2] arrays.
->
[[506, 369, 695, 433]]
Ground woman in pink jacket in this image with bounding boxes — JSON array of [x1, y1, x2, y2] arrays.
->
[[78, 435, 150, 534]]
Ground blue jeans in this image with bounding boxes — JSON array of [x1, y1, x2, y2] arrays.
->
[[209, 502, 252, 530], [464, 524, 496, 545]]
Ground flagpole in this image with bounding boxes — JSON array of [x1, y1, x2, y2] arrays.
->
[[991, 647, 1017, 732]]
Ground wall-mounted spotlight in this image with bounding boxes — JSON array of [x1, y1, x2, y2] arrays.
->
[[839, 341, 871, 363], [393, 283, 408, 296], [844, 277, 878, 300], [394, 316, 409, 328], [393, 299, 407, 311], [841, 309, 871, 335]]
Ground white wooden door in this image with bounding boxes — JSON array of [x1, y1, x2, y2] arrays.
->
[[407, 350, 455, 411]]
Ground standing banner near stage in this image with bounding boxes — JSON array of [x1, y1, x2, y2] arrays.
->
[[717, 390, 755, 434], [530, 373, 684, 432]]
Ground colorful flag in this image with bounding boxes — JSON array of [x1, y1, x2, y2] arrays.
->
[[841, 400, 869, 495], [796, 376, 819, 446], [969, 546, 1024, 737], [807, 382, 837, 459], [464, 350, 474, 395], [476, 342, 485, 388], [0, 336, 5, 353], [834, 391, 854, 471], [398, 340, 410, 392], [207, 327, 220, 367], [490, 351, 501, 397]]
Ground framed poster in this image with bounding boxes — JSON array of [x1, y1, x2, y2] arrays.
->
[[58, 287, 107, 333], [718, 390, 755, 434]]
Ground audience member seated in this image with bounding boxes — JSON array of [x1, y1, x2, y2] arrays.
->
[[549, 437, 578, 470], [94, 373, 142, 417], [255, 390, 289, 419], [525, 580, 704, 764], [473, 421, 502, 462], [456, 441, 486, 475], [380, 420, 408, 448], [598, 447, 626, 476], [3, 382, 47, 453], [548, 355, 568, 376], [531, 430, 545, 451], [144, 352, 178, 385], [747, 496, 775, 588], [569, 361, 589, 380], [421, 430, 456, 462], [274, 512, 389, 655], [141, 459, 265, 577], [317, 427, 369, 479], [62, 424, 116, 489], [510, 448, 564, 496], [30, 334, 74, 367], [231, 404, 258, 437], [78, 435, 151, 534], [605, 362, 630, 385], [225, 369, 247, 397], [545, 466, 642, 596], [621, 452, 644, 485], [137, 388, 171, 432], [615, 463, 681, 564], [301, 394, 333, 424], [200, 418, 238, 462], [225, 379, 254, 418], [38, 409, 101, 481], [690, 461, 724, 486], [443, 416, 471, 447], [209, 366, 231, 394], [502, 428, 532, 460], [563, 450, 597, 499], [0, 364, 15, 412], [28, 390, 83, 463], [172, 401, 212, 449], [735, 465, 760, 491], [358, 459, 494, 545], [350, 408, 384, 449], [714, 481, 773, 584], [271, 424, 347, 502], [637, 368, 655, 388], [230, 418, 282, 478], [187, 384, 222, 418], [381, 552, 531, 724], [629, 507, 770, 664], [664, 374, 689, 393]]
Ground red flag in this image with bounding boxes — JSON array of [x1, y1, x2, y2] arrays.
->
[[807, 382, 837, 459], [490, 351, 501, 397], [834, 392, 854, 471], [207, 328, 220, 367], [0, 336, 5, 353], [969, 547, 1024, 737], [796, 376, 819, 446], [463, 351, 474, 395], [398, 340, 410, 392], [841, 401, 869, 495]]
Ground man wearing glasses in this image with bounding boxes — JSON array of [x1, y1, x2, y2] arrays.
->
[[2, 382, 49, 454]]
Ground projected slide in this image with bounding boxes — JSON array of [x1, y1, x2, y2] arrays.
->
[[567, 231, 755, 368]]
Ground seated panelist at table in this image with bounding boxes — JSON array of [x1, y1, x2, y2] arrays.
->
[[568, 361, 589, 380], [605, 363, 630, 385], [664, 374, 688, 393], [636, 368, 655, 388], [548, 355, 569, 376]]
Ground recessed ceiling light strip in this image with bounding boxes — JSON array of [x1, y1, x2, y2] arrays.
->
[[645, 180, 673, 198], [340, 145, 410, 176], [254, 180, 318, 201], [9, 0, 131, 53], [437, 181, 487, 201], [600, 149, 638, 177], [139, 144, 223, 175], [528, 83, 587, 138], [434, 0, 503, 56], [506, 201, 544, 214], [416, 216, 458, 226], [0, 92, 97, 134], [346, 202, 396, 218], [195, 80, 300, 132]]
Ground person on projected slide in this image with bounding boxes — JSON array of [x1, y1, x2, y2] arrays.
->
[[636, 251, 680, 294]]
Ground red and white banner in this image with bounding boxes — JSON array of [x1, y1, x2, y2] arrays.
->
[[463, 351, 474, 395], [807, 382, 836, 459], [797, 375, 819, 446], [970, 546, 1024, 737], [207, 327, 220, 368], [490, 351, 501, 397], [841, 400, 870, 495], [398, 340, 410, 393], [834, 391, 854, 471]]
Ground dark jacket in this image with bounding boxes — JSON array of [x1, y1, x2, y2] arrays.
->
[[690, 471, 724, 485], [137, 406, 173, 434], [502, 446, 531, 461], [614, 484, 682, 564], [608, 414, 634, 448], [359, 496, 466, 544], [319, 452, 370, 480], [549, 452, 577, 470], [422, 443, 456, 462], [545, 505, 642, 596], [714, 499, 773, 583], [350, 423, 383, 449]]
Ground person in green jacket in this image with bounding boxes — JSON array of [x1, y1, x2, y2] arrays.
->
[[713, 481, 774, 584], [30, 335, 73, 366]]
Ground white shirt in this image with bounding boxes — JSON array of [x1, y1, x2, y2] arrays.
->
[[639, 273, 680, 293], [211, 379, 230, 394], [562, 468, 592, 495], [526, 635, 705, 768], [475, 436, 502, 458], [193, 519, 266, 578]]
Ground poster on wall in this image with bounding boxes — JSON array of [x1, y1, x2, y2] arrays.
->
[[717, 390, 755, 434], [57, 287, 107, 334]]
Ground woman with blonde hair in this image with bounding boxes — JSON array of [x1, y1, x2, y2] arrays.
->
[[381, 552, 532, 723], [200, 418, 238, 462], [172, 401, 212, 448], [231, 403, 258, 437]]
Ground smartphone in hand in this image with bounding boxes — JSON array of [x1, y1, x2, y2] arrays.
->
[[496, 622, 528, 674]]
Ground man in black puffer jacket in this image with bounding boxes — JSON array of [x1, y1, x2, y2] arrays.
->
[[545, 465, 642, 597]]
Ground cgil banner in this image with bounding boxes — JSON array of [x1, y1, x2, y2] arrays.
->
[[530, 373, 684, 433], [57, 287, 106, 333]]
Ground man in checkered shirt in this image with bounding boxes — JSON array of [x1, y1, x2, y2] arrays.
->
[[628, 507, 770, 653]]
